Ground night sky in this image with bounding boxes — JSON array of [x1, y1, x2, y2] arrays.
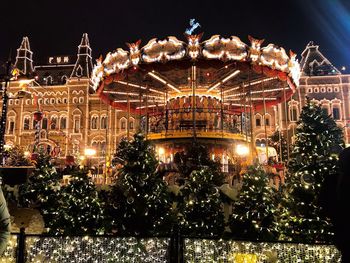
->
[[1, 0, 350, 70]]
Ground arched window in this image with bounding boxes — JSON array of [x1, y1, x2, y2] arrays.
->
[[8, 119, 15, 134], [50, 116, 57, 129], [46, 76, 53, 85], [99, 141, 106, 155], [322, 107, 329, 116], [60, 116, 67, 129], [101, 116, 107, 129], [120, 118, 126, 130], [50, 98, 55, 104], [42, 118, 48, 129], [255, 115, 261, 127], [23, 116, 30, 130], [79, 97, 84, 104], [61, 75, 68, 84], [289, 106, 298, 122], [74, 116, 80, 133], [265, 117, 270, 126], [333, 106, 341, 120], [73, 97, 78, 104], [91, 116, 98, 129], [32, 119, 38, 129]]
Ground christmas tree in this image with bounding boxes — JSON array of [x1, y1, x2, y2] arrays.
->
[[280, 101, 344, 242], [229, 165, 278, 241], [179, 167, 225, 237], [46, 168, 105, 235], [19, 152, 60, 208], [108, 133, 173, 235]]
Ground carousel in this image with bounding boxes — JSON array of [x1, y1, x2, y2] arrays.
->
[[91, 33, 300, 173]]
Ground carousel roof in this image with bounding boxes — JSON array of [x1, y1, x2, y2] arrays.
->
[[91, 34, 300, 113]]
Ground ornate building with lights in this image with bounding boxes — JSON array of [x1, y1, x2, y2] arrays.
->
[[2, 34, 138, 167], [2, 34, 350, 174]]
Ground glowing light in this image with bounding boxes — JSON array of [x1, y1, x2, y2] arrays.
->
[[84, 148, 96, 157], [235, 144, 249, 156], [207, 70, 240, 92], [147, 72, 181, 93], [158, 147, 165, 155]]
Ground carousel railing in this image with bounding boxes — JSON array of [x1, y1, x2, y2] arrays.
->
[[141, 108, 251, 136]]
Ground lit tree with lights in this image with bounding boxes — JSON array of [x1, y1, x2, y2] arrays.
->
[[108, 133, 173, 235], [179, 167, 225, 237], [46, 168, 105, 235], [19, 152, 60, 209], [229, 165, 278, 240], [280, 101, 343, 242]]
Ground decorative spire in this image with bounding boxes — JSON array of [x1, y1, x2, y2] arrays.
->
[[71, 33, 93, 78], [300, 41, 340, 76], [14, 36, 34, 75]]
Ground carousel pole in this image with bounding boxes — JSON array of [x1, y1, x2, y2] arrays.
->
[[282, 82, 290, 162], [262, 81, 269, 163], [221, 87, 224, 135], [127, 93, 130, 140], [165, 86, 168, 135], [145, 86, 149, 135], [248, 70, 255, 162], [191, 64, 197, 140]]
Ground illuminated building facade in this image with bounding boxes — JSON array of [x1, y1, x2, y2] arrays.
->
[[2, 34, 138, 166]]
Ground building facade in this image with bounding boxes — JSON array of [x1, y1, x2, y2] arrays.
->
[[2, 34, 138, 166], [2, 35, 350, 168]]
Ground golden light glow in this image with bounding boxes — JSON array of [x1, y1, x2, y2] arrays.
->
[[236, 144, 249, 156], [84, 148, 97, 157], [158, 147, 165, 155]]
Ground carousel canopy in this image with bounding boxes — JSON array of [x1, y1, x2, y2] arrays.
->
[[91, 34, 300, 114]]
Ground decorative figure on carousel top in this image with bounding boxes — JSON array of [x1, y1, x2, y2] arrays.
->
[[126, 39, 142, 66], [248, 35, 264, 63], [185, 19, 201, 35]]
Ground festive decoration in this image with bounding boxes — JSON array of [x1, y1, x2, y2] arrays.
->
[[24, 236, 169, 262], [18, 152, 60, 210], [179, 167, 225, 237], [108, 133, 173, 235], [44, 168, 105, 235], [185, 18, 201, 35], [229, 165, 278, 241], [184, 239, 341, 262], [280, 101, 344, 242], [91, 34, 300, 92]]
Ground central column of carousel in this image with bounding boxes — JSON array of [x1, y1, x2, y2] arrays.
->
[[191, 64, 197, 139]]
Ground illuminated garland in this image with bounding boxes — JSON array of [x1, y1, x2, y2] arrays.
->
[[91, 34, 300, 91], [184, 239, 341, 262], [24, 236, 169, 262], [0, 235, 341, 262]]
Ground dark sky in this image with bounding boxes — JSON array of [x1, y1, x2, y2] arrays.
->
[[1, 0, 350, 70]]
